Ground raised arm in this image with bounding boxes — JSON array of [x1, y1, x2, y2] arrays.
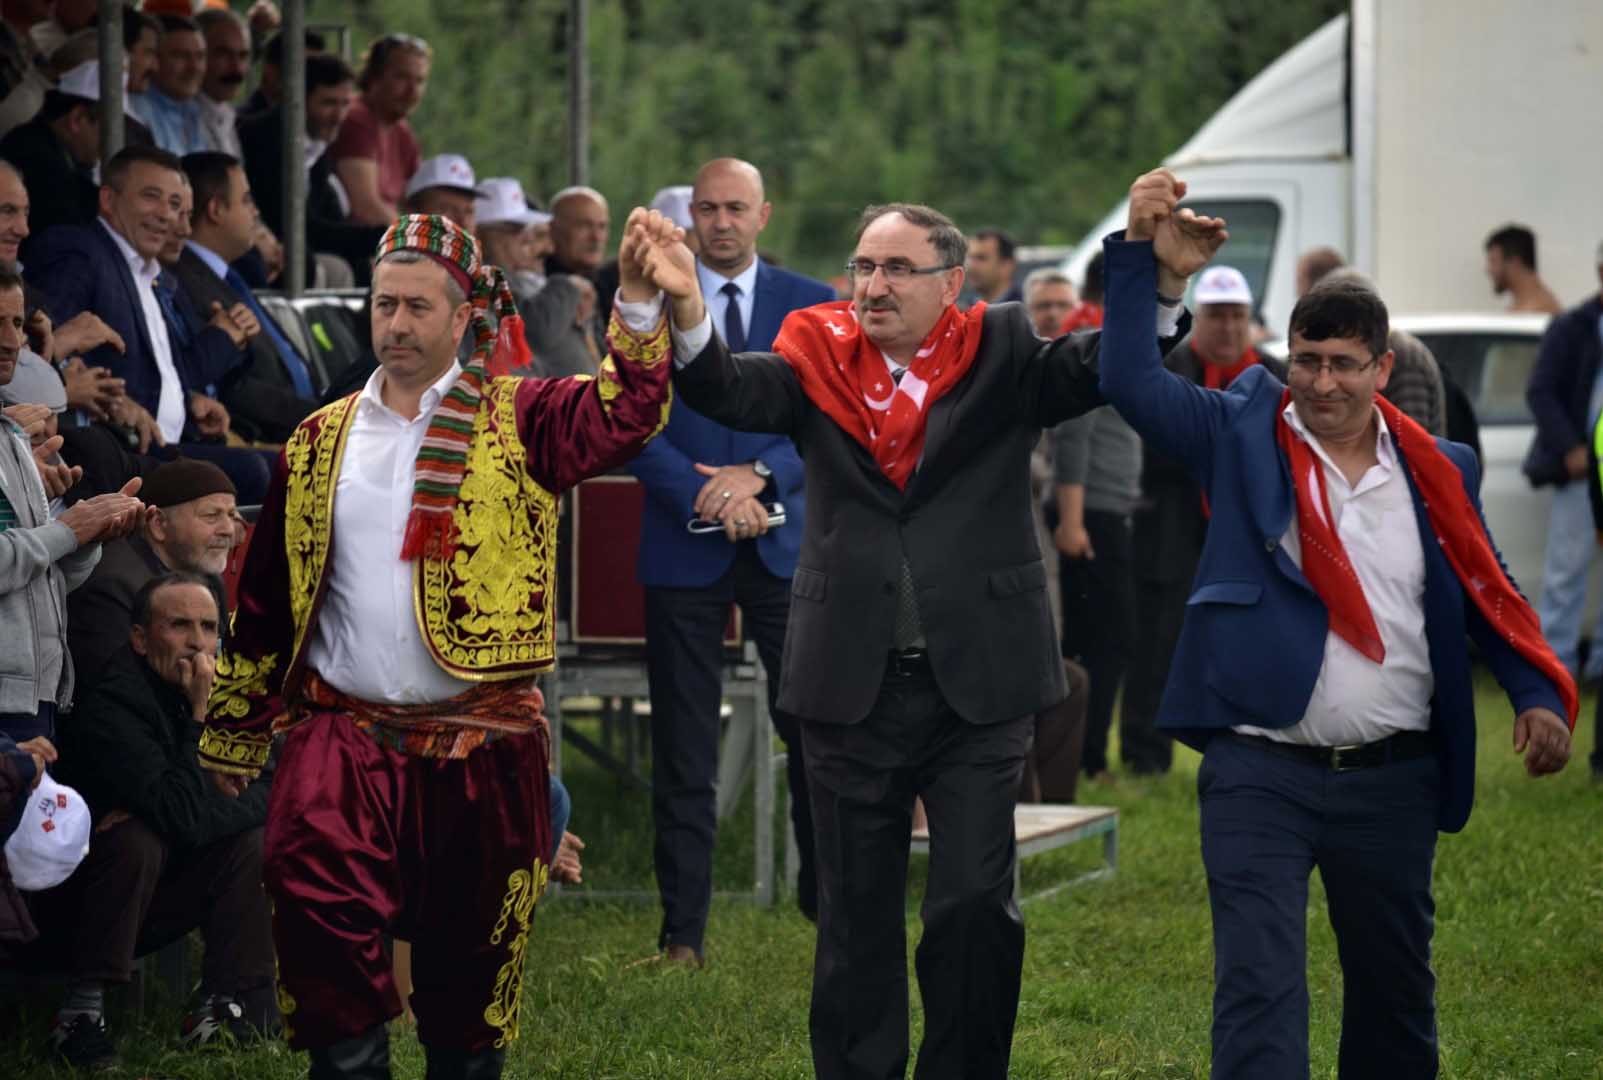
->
[[1099, 169, 1232, 470]]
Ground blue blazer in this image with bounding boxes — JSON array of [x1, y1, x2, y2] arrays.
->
[[30, 222, 231, 421], [1099, 235, 1566, 833], [628, 260, 835, 587]]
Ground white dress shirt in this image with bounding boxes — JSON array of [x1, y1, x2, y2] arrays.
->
[[198, 94, 242, 160], [100, 220, 186, 443], [697, 258, 760, 346], [1236, 403, 1434, 746], [304, 361, 479, 704]]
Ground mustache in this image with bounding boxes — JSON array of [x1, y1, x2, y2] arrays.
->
[[861, 298, 898, 312], [221, 73, 245, 85]]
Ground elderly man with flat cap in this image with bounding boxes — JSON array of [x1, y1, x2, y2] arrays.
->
[[67, 458, 237, 678]]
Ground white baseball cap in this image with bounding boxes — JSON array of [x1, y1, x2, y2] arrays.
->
[[648, 185, 694, 230], [405, 153, 478, 200], [474, 177, 550, 229], [4, 773, 90, 892], [1193, 265, 1253, 307]]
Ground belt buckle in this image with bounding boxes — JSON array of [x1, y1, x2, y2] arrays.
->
[[1328, 743, 1363, 772]]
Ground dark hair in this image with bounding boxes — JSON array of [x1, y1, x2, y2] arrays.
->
[[306, 53, 356, 94], [157, 14, 200, 37], [263, 29, 327, 67], [1081, 250, 1105, 304], [358, 33, 431, 91], [181, 152, 241, 224], [103, 144, 183, 191], [856, 203, 966, 270], [1288, 278, 1390, 359], [40, 89, 95, 124], [130, 570, 217, 630], [0, 266, 24, 297], [972, 227, 1016, 262], [121, 7, 160, 50], [1485, 224, 1537, 270]]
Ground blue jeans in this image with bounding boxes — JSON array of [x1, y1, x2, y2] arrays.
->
[[1200, 736, 1440, 1080], [548, 774, 571, 864], [1535, 480, 1603, 678]]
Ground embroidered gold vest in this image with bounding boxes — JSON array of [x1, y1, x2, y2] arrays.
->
[[284, 377, 561, 683]]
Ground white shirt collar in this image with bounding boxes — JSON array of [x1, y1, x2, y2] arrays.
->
[[99, 217, 159, 284], [358, 359, 463, 422], [697, 257, 759, 301], [1282, 399, 1397, 472]]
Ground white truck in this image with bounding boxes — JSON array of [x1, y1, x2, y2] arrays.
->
[[1062, 0, 1603, 338]]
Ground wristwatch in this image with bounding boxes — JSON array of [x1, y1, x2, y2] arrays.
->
[[751, 459, 772, 480]]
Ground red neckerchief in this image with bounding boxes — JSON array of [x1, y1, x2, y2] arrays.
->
[[1203, 345, 1260, 390], [1059, 301, 1103, 333], [1275, 389, 1577, 725], [774, 300, 985, 490]]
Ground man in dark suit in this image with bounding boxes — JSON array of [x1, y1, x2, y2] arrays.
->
[[0, 74, 99, 264], [1101, 169, 1575, 1079], [170, 151, 317, 443], [237, 53, 384, 287], [617, 198, 1188, 1080], [27, 145, 270, 501], [625, 158, 833, 961]]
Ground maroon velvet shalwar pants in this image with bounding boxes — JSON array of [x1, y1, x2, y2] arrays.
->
[[263, 713, 551, 1053]]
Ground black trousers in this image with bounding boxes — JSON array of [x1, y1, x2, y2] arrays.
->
[[1058, 510, 1135, 775], [802, 662, 1030, 1080], [31, 816, 274, 994], [643, 544, 815, 953], [1120, 571, 1192, 775]]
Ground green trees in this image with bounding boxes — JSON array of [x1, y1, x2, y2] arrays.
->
[[345, 0, 1342, 276]]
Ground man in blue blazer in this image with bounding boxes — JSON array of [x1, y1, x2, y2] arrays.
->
[[1101, 169, 1575, 1079], [27, 146, 269, 502], [626, 158, 834, 961]]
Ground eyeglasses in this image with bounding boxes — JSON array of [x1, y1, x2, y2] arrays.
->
[[845, 258, 956, 284], [1287, 353, 1378, 379]]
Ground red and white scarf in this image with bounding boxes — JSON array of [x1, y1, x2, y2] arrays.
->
[[1275, 389, 1577, 725], [773, 300, 985, 490]]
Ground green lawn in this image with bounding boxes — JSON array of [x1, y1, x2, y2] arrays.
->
[[4, 671, 1601, 1078]]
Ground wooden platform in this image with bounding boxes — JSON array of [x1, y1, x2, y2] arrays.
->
[[911, 804, 1118, 903]]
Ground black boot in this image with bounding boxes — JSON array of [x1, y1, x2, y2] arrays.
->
[[424, 1045, 506, 1079], [307, 1025, 391, 1080]]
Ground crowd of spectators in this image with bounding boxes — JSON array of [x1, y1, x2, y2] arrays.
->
[[0, 4, 1594, 1074]]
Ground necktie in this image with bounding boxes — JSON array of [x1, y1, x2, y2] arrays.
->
[[224, 268, 316, 400], [721, 282, 747, 353], [889, 365, 926, 649]]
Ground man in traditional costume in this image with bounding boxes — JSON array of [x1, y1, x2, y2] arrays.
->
[[198, 211, 677, 1079]]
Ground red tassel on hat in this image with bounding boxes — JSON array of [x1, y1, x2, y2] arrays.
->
[[488, 313, 534, 377]]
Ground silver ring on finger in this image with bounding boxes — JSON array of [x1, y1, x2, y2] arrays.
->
[[721, 490, 732, 500]]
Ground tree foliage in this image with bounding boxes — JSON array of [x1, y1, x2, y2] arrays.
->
[[336, 0, 1344, 276]]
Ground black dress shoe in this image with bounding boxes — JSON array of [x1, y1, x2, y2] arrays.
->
[[308, 1024, 391, 1080], [425, 1045, 506, 1079]]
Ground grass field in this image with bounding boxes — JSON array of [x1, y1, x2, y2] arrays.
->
[[3, 671, 1601, 1078]]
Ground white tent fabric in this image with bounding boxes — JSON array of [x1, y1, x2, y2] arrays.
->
[[1166, 14, 1349, 166]]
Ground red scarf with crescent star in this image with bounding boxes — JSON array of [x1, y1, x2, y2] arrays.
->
[[1275, 388, 1577, 725], [774, 300, 986, 490]]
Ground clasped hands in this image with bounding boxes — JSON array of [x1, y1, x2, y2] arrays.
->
[[1126, 168, 1231, 294], [617, 207, 705, 327], [693, 462, 769, 542]]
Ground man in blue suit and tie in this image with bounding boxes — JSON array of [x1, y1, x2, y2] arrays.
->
[[627, 158, 834, 962], [1100, 169, 1576, 1079]]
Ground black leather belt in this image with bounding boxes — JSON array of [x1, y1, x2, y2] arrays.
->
[[1223, 730, 1436, 772], [886, 649, 930, 677]]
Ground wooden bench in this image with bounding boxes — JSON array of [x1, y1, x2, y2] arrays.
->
[[911, 804, 1118, 904]]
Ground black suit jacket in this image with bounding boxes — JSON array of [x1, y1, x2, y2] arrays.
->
[[0, 117, 98, 266], [169, 246, 315, 443], [674, 301, 1121, 726]]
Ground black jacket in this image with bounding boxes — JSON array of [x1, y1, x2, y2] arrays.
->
[[672, 302, 1177, 725], [1525, 294, 1603, 487], [57, 646, 267, 850], [0, 115, 97, 267]]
